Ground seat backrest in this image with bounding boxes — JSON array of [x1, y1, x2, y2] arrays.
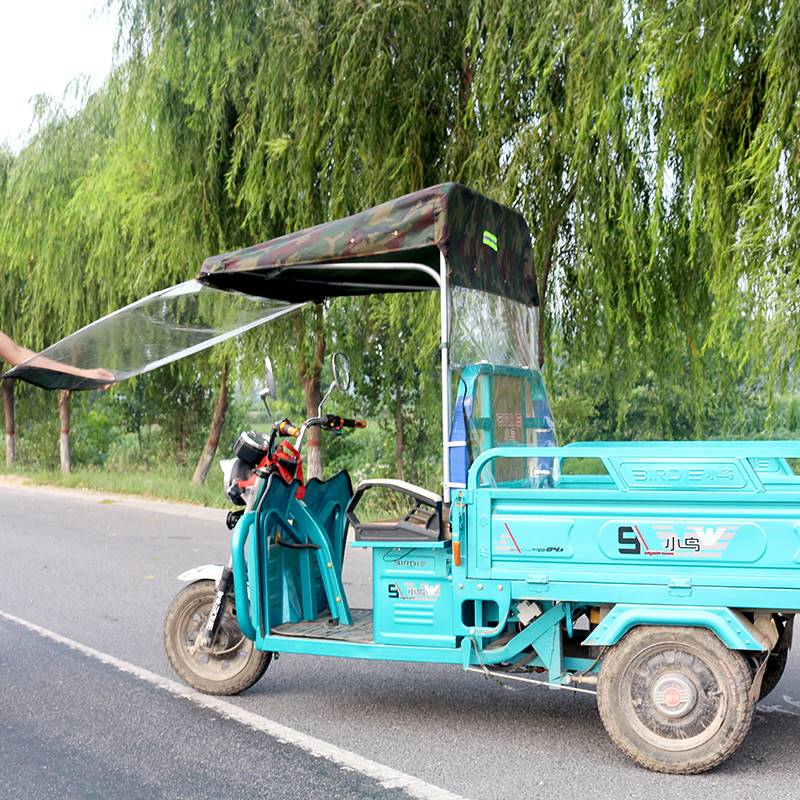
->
[[449, 364, 557, 490]]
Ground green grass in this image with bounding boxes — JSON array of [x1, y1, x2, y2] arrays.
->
[[0, 465, 230, 509]]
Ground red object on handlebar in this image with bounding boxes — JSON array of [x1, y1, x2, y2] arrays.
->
[[258, 439, 305, 498]]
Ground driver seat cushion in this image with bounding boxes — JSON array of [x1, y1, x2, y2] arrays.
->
[[347, 479, 444, 543]]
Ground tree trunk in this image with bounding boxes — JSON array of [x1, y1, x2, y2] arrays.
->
[[192, 363, 229, 485], [3, 378, 15, 467], [303, 378, 323, 479], [177, 426, 187, 468], [59, 389, 71, 474], [394, 380, 404, 481], [301, 304, 325, 480]]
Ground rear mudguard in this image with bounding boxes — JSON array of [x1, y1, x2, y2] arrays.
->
[[177, 564, 224, 584], [583, 604, 769, 651]]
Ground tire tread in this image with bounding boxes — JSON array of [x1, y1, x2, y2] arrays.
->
[[597, 626, 754, 774], [163, 580, 271, 696]]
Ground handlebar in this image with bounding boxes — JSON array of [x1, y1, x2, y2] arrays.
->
[[282, 414, 366, 437], [269, 414, 366, 460], [322, 415, 367, 430]]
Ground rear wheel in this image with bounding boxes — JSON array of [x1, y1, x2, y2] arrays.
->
[[597, 626, 754, 774], [758, 647, 789, 701], [164, 580, 271, 695]]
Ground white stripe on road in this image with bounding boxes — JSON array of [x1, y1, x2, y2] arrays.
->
[[0, 610, 467, 800]]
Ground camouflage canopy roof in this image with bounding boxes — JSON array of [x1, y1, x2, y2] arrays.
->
[[200, 183, 538, 306]]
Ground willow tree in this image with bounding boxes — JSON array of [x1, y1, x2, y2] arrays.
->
[[0, 89, 118, 471], [5, 0, 798, 481], [464, 0, 800, 436], [110, 0, 470, 476], [113, 0, 800, 451]]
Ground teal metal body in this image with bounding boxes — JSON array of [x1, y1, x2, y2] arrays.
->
[[231, 367, 800, 682]]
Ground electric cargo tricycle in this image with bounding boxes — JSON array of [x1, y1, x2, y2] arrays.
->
[[6, 183, 799, 774]]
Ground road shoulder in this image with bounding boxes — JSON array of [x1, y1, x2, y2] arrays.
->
[[0, 474, 224, 522]]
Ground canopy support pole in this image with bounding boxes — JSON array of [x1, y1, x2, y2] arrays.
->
[[439, 251, 451, 499]]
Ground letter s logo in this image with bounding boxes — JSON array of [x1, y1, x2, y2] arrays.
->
[[618, 525, 641, 555]]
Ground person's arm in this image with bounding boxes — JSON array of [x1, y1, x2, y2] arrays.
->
[[0, 331, 114, 384], [0, 331, 34, 366]]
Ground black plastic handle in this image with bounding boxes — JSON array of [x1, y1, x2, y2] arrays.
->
[[324, 414, 367, 430], [276, 534, 320, 551]]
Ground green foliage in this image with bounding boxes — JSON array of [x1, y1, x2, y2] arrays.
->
[[1, 88, 119, 341], [11, 384, 60, 468], [69, 397, 116, 467], [331, 293, 442, 484], [2, 0, 800, 498], [463, 0, 800, 430]]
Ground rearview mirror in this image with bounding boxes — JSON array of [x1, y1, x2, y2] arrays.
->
[[318, 352, 351, 415], [259, 356, 276, 419], [331, 352, 351, 392], [262, 357, 276, 398]]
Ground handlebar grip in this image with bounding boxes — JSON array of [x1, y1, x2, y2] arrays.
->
[[323, 415, 367, 430], [341, 417, 367, 429], [278, 420, 301, 437]]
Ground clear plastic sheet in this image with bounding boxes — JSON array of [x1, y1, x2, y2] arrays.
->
[[449, 286, 538, 369], [2, 280, 306, 391], [448, 288, 556, 490]]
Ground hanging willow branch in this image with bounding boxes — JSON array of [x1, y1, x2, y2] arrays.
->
[[1, 0, 798, 445], [460, 0, 799, 433]]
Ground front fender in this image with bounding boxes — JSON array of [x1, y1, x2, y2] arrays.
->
[[583, 604, 767, 651], [231, 511, 257, 641], [177, 564, 224, 584]]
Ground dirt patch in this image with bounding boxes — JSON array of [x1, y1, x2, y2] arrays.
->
[[0, 474, 224, 522], [0, 474, 31, 488]]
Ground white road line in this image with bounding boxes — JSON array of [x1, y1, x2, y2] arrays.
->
[[0, 610, 467, 800]]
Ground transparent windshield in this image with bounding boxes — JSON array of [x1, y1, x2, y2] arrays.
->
[[448, 288, 556, 490], [2, 280, 306, 391], [450, 287, 538, 369]]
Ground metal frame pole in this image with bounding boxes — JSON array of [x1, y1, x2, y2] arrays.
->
[[439, 251, 451, 498]]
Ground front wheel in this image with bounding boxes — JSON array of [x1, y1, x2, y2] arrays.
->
[[597, 626, 754, 774], [164, 579, 271, 695]]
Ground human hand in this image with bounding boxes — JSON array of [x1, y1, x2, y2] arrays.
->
[[80, 367, 116, 389]]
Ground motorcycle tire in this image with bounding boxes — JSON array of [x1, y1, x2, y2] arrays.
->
[[163, 579, 271, 695]]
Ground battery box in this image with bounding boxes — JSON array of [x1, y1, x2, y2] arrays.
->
[[353, 541, 455, 647]]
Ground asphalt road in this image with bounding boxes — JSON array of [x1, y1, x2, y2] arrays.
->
[[0, 619, 414, 800], [2, 482, 800, 800]]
